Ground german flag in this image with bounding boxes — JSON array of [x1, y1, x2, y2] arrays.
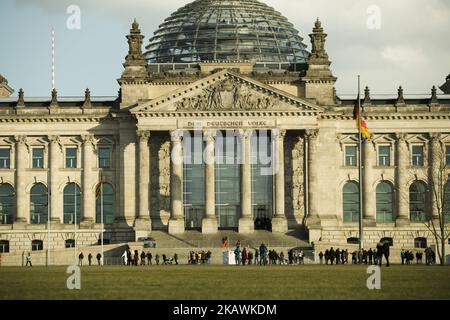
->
[[96, 172, 104, 199], [353, 94, 371, 139]]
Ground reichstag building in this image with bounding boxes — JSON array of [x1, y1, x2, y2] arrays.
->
[[0, 0, 449, 254]]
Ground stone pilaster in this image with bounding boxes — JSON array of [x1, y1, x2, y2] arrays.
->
[[202, 129, 218, 234], [305, 129, 320, 226], [14, 135, 27, 224], [81, 135, 95, 227], [239, 129, 254, 233], [48, 135, 61, 224], [429, 133, 442, 219], [135, 130, 151, 232], [168, 130, 185, 234], [272, 129, 288, 233], [395, 133, 410, 225], [363, 137, 376, 224]]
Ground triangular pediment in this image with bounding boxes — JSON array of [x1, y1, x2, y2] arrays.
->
[[130, 70, 324, 114]]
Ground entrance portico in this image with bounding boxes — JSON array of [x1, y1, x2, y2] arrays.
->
[[130, 70, 323, 235]]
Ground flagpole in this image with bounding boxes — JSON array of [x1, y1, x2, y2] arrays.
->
[[47, 188, 50, 267], [357, 75, 364, 250]]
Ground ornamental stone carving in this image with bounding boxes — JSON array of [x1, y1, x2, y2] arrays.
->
[[175, 80, 277, 111]]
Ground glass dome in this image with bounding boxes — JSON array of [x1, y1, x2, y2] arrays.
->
[[145, 0, 309, 64]]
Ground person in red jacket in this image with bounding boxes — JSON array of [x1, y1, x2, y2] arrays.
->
[[241, 247, 248, 266]]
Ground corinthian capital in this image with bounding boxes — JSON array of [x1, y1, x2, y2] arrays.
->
[[81, 134, 95, 145], [305, 129, 319, 140], [48, 135, 61, 144], [395, 132, 408, 142], [14, 135, 27, 145], [170, 130, 184, 143], [137, 130, 150, 142]]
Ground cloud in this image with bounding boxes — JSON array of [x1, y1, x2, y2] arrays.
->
[[5, 0, 450, 95]]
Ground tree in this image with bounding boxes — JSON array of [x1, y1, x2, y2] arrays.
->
[[426, 137, 450, 265]]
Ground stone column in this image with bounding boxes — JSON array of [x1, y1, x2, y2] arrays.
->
[[81, 134, 95, 226], [135, 130, 151, 232], [202, 129, 218, 234], [429, 133, 442, 219], [239, 129, 254, 233], [48, 135, 61, 223], [305, 129, 320, 226], [168, 130, 185, 234], [272, 129, 288, 233], [14, 135, 27, 223], [395, 133, 409, 225], [363, 137, 376, 224]]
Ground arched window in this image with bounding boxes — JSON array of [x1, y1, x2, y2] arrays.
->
[[444, 182, 450, 223], [380, 237, 393, 246], [31, 239, 43, 251], [414, 237, 427, 249], [0, 184, 15, 224], [376, 181, 394, 222], [409, 181, 428, 221], [63, 183, 81, 224], [0, 240, 9, 253], [343, 181, 359, 222], [30, 183, 48, 224], [96, 183, 115, 224], [65, 239, 76, 248], [347, 237, 359, 245]]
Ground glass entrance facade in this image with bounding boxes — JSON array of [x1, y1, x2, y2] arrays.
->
[[182, 130, 274, 230], [215, 131, 241, 229], [251, 131, 273, 230], [183, 134, 205, 229]]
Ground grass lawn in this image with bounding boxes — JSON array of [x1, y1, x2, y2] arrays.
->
[[0, 264, 449, 300]]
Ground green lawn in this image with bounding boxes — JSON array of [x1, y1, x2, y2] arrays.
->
[[0, 265, 449, 300]]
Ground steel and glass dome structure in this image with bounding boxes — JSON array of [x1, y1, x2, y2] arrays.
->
[[145, 0, 309, 64]]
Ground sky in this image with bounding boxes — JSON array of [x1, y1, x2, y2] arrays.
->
[[0, 0, 449, 98]]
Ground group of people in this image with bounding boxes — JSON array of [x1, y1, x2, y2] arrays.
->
[[318, 242, 392, 266], [188, 250, 212, 264], [233, 242, 269, 265], [401, 247, 436, 265], [78, 252, 102, 266], [121, 248, 179, 266]]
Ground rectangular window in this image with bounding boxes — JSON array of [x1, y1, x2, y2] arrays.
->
[[32, 148, 44, 168], [378, 145, 391, 166], [345, 146, 357, 167], [446, 145, 450, 166], [65, 147, 77, 168], [0, 148, 10, 169], [411, 145, 424, 166], [98, 147, 111, 168]]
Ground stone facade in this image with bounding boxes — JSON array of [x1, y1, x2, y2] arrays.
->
[[0, 17, 449, 258]]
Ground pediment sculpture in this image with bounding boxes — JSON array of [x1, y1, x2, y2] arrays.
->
[[175, 79, 277, 111]]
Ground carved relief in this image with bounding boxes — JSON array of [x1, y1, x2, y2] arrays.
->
[[150, 133, 171, 229], [175, 79, 277, 111], [285, 133, 305, 225]]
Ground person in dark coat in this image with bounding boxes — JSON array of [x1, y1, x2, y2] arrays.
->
[[318, 251, 324, 264], [140, 250, 146, 266], [376, 243, 383, 267], [146, 252, 152, 265], [324, 249, 330, 264], [96, 253, 102, 266], [382, 242, 390, 267], [88, 253, 93, 266], [367, 249, 373, 265], [329, 248, 335, 265], [78, 252, 84, 266]]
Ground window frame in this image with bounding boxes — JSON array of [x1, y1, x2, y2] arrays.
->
[[65, 147, 78, 169], [377, 144, 391, 167], [344, 145, 358, 167], [0, 147, 11, 169], [411, 144, 424, 166], [32, 147, 45, 169], [31, 239, 43, 251], [98, 147, 112, 169]]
